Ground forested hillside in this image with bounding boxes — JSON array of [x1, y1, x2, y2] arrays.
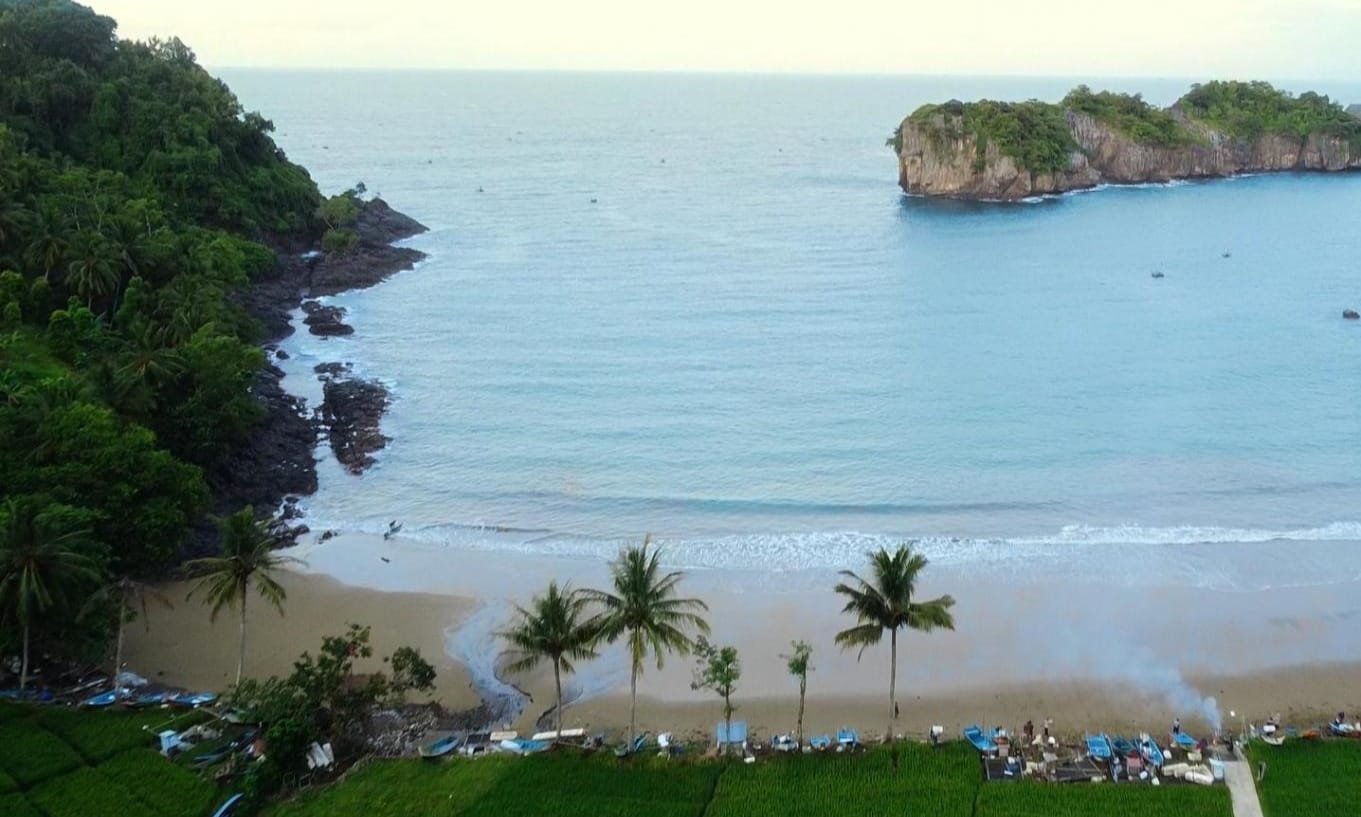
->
[[0, 0, 324, 670]]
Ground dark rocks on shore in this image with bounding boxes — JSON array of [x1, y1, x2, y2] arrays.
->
[[1345, 309, 1360, 320], [210, 197, 426, 535], [321, 376, 391, 475], [301, 300, 354, 336]]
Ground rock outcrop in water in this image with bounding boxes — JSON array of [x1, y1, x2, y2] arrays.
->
[[895, 82, 1361, 200]]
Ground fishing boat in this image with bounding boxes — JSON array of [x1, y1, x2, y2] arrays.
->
[[80, 690, 118, 708], [1172, 732, 1197, 751], [1261, 734, 1285, 746], [168, 692, 218, 708], [1085, 733, 1112, 761], [210, 794, 244, 817], [1138, 732, 1165, 766], [126, 691, 169, 709], [419, 734, 463, 759], [530, 727, 586, 742], [836, 728, 860, 748], [809, 735, 832, 750], [1112, 736, 1136, 757], [500, 737, 550, 755], [962, 725, 997, 754]]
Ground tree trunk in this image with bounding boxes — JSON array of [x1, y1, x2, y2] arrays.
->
[[19, 625, 29, 690], [724, 692, 733, 756], [797, 675, 806, 747], [113, 603, 126, 699], [887, 628, 898, 745], [553, 660, 563, 737], [628, 663, 638, 753], [236, 592, 247, 686]]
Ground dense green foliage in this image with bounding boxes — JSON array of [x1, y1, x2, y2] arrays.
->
[[909, 98, 1079, 174], [1178, 81, 1361, 147], [0, 0, 326, 677], [1062, 86, 1195, 147], [1249, 739, 1361, 817]]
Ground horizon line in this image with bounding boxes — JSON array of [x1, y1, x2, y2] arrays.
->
[[204, 65, 1359, 86]]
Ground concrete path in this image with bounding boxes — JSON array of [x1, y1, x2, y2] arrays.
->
[[1224, 760, 1265, 817]]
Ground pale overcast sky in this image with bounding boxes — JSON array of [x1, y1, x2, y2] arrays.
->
[[98, 0, 1361, 78]]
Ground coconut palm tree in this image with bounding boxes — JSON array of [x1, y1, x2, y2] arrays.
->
[[834, 545, 955, 746], [781, 640, 813, 747], [0, 498, 102, 689], [83, 574, 172, 698], [64, 233, 118, 310], [185, 508, 296, 685], [24, 208, 68, 282], [583, 537, 709, 753], [498, 581, 598, 737]]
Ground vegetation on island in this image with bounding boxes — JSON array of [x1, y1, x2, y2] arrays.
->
[[908, 99, 1078, 173], [902, 80, 1361, 173], [1177, 80, 1361, 148]]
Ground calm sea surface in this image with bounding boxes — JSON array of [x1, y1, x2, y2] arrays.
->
[[220, 71, 1361, 589]]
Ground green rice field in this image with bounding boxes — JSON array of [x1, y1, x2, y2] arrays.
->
[[0, 701, 221, 817], [1249, 739, 1361, 817], [268, 742, 1235, 817]]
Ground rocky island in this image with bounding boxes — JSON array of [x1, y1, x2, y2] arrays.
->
[[894, 81, 1361, 200]]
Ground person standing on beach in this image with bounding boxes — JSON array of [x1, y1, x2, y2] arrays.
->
[[1172, 717, 1181, 736]]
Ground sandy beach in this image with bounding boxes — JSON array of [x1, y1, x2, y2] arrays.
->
[[124, 531, 1361, 746]]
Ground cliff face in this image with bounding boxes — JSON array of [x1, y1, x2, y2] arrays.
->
[[898, 111, 1361, 200]]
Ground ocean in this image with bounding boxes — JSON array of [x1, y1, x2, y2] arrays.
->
[[220, 70, 1361, 591]]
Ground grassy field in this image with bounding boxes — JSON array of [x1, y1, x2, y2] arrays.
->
[[268, 742, 1235, 817], [0, 701, 222, 817], [1249, 739, 1361, 817]]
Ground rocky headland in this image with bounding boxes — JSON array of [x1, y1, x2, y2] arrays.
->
[[895, 81, 1361, 200], [209, 197, 427, 530]]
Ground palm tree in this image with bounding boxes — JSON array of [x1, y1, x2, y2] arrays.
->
[[23, 208, 68, 282], [83, 575, 172, 698], [498, 581, 598, 737], [64, 233, 118, 310], [583, 537, 709, 753], [184, 508, 296, 685], [834, 545, 955, 746], [781, 640, 813, 747], [0, 498, 102, 689]]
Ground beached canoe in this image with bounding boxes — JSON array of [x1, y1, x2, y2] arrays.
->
[[80, 690, 118, 708], [210, 793, 244, 817], [127, 691, 169, 709], [1085, 733, 1112, 760], [169, 692, 218, 708], [963, 725, 997, 754], [500, 738, 550, 755], [419, 734, 462, 758]]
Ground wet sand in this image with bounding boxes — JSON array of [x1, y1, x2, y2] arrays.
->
[[126, 532, 1361, 743]]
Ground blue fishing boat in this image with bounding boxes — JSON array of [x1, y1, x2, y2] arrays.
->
[[500, 737, 550, 755], [1173, 732, 1197, 751], [210, 794, 244, 817], [169, 692, 218, 708], [127, 691, 168, 708], [1085, 733, 1112, 761], [1112, 736, 1136, 757], [837, 728, 860, 747], [419, 734, 462, 758], [1138, 733, 1165, 766], [81, 690, 117, 708], [962, 725, 997, 753], [809, 734, 832, 750]]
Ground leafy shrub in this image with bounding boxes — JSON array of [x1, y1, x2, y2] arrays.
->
[[321, 228, 359, 255], [98, 749, 216, 817], [0, 720, 84, 788], [1178, 81, 1361, 148], [911, 99, 1078, 174]]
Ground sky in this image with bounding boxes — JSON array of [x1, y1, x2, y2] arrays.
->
[[98, 0, 1361, 78]]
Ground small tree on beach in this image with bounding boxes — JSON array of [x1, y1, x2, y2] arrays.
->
[[584, 536, 710, 753], [782, 640, 813, 747], [0, 498, 102, 689], [498, 581, 598, 737], [83, 574, 172, 697], [691, 637, 740, 753], [185, 507, 297, 685], [834, 545, 955, 749]]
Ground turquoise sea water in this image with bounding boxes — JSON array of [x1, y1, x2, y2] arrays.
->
[[221, 71, 1361, 588]]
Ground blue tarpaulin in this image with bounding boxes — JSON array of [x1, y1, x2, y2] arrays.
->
[[716, 721, 748, 745]]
